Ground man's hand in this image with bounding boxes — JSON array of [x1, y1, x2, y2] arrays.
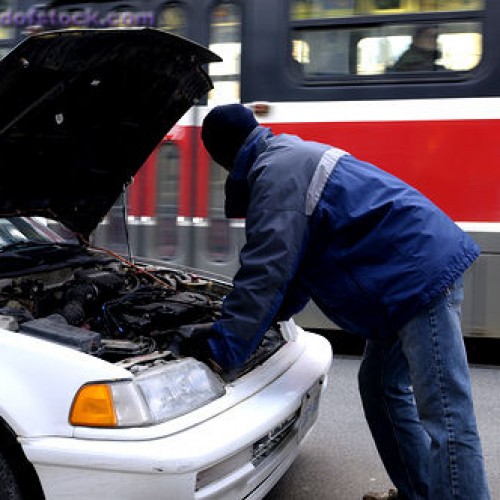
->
[[176, 323, 221, 371]]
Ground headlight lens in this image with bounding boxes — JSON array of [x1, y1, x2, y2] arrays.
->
[[70, 358, 225, 427], [136, 358, 225, 422]]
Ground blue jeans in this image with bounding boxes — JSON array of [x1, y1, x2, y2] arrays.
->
[[358, 278, 490, 499]]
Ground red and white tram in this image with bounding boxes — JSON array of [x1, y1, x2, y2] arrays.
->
[[7, 0, 500, 338]]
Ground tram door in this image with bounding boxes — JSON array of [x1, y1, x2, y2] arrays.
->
[[154, 142, 184, 261], [133, 1, 245, 276], [189, 1, 246, 277], [93, 1, 245, 278]]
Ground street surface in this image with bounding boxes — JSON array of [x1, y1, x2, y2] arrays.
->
[[266, 355, 500, 500]]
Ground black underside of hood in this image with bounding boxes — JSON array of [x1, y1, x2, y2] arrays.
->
[[0, 28, 220, 238]]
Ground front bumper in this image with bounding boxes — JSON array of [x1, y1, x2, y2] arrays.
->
[[21, 331, 332, 500]]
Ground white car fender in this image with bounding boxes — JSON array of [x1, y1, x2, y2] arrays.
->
[[0, 328, 130, 437]]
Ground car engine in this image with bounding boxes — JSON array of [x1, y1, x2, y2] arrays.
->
[[0, 251, 285, 378]]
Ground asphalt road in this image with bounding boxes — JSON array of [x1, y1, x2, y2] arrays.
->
[[265, 355, 500, 500]]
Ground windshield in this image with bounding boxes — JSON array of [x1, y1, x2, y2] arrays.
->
[[0, 217, 78, 250]]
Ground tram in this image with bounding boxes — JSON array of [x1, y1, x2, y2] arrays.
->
[[3, 0, 500, 338]]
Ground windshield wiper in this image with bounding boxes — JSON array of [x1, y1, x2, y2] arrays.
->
[[0, 241, 77, 253]]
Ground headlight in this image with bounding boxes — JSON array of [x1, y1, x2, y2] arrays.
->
[[69, 358, 225, 427], [136, 358, 225, 422]]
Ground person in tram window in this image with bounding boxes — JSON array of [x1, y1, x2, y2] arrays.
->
[[389, 25, 445, 72], [182, 103, 491, 500]]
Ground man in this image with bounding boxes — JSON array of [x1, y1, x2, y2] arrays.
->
[[390, 25, 445, 72], [188, 103, 490, 499]]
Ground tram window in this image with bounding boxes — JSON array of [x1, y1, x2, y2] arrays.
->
[[155, 142, 179, 258], [0, 0, 16, 39], [207, 160, 231, 261], [208, 161, 226, 217], [105, 197, 129, 255], [157, 4, 187, 36], [384, 23, 481, 73], [157, 142, 179, 208], [208, 2, 241, 104], [292, 21, 481, 77], [107, 5, 136, 27], [291, 0, 484, 19]]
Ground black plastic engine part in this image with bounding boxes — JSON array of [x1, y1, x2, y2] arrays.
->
[[104, 289, 213, 336], [100, 337, 155, 361], [73, 269, 126, 295], [19, 314, 101, 353]]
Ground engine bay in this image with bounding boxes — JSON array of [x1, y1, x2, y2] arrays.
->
[[0, 250, 284, 378]]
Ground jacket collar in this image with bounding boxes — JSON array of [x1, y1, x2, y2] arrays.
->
[[230, 126, 272, 181], [223, 126, 273, 219]]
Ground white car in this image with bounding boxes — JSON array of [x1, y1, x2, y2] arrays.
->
[[0, 28, 332, 499]]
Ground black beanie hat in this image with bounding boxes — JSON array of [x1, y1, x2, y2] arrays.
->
[[201, 104, 259, 171]]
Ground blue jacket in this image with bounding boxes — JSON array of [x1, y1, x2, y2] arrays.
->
[[208, 127, 480, 371]]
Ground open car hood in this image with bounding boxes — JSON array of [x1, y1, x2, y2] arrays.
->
[[0, 28, 220, 238]]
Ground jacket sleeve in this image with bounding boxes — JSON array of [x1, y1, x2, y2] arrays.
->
[[276, 276, 311, 321], [208, 173, 310, 371]]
